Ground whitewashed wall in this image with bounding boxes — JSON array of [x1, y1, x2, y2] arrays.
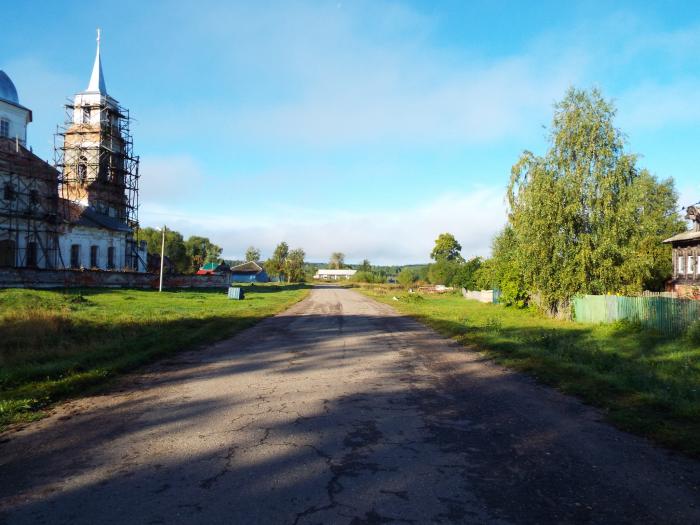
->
[[58, 226, 146, 272], [461, 288, 494, 303], [0, 100, 30, 145]]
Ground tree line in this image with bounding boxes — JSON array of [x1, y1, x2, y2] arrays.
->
[[140, 227, 223, 274]]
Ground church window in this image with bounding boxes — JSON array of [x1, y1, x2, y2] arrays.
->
[[82, 107, 91, 124], [26, 242, 37, 267], [0, 119, 8, 138], [107, 246, 115, 269], [78, 156, 88, 183], [3, 183, 15, 201], [90, 245, 99, 268], [29, 189, 39, 207], [70, 244, 81, 268]]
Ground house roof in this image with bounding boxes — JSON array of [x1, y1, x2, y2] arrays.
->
[[59, 199, 132, 232], [230, 261, 263, 273], [199, 262, 230, 272], [662, 231, 700, 244]]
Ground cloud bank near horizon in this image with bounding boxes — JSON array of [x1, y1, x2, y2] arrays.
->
[[140, 187, 507, 265]]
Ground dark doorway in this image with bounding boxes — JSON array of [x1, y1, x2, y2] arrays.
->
[[0, 239, 16, 266]]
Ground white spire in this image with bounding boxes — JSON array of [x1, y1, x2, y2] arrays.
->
[[86, 28, 107, 93]]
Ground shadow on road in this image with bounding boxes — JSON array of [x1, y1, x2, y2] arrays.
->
[[1, 304, 699, 524]]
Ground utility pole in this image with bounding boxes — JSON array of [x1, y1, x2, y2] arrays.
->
[[159, 225, 166, 292]]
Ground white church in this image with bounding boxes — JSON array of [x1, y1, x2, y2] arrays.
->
[[0, 31, 146, 272]]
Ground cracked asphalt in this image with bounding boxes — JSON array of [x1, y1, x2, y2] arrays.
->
[[1, 286, 699, 524]]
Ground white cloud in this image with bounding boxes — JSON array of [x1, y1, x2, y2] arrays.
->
[[139, 154, 206, 205], [140, 187, 507, 264], [617, 80, 700, 130]]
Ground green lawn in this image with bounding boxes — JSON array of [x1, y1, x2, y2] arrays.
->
[[358, 286, 700, 457], [0, 284, 310, 429]]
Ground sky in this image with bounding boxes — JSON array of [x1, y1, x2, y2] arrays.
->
[[4, 0, 700, 264]]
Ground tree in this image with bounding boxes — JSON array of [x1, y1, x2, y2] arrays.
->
[[397, 268, 417, 288], [488, 226, 528, 307], [329, 252, 345, 269], [265, 241, 289, 281], [358, 259, 372, 272], [428, 259, 458, 285], [452, 256, 482, 290], [245, 246, 261, 262], [430, 233, 464, 262], [285, 248, 306, 282], [185, 236, 222, 272], [139, 226, 191, 273], [505, 87, 683, 311]]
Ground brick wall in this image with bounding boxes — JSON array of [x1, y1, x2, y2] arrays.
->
[[0, 267, 228, 289]]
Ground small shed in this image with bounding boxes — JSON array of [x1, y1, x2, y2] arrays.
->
[[196, 262, 230, 275], [230, 261, 269, 283], [663, 204, 700, 297]]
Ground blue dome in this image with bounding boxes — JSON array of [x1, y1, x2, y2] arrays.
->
[[0, 70, 19, 105]]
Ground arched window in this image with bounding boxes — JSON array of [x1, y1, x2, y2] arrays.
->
[[77, 156, 88, 183]]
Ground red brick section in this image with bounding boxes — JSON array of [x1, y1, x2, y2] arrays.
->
[[0, 267, 228, 289]]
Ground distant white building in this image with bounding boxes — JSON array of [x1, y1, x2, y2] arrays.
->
[[314, 269, 357, 280]]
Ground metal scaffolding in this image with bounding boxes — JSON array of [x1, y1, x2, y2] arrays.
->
[[0, 138, 61, 268], [54, 95, 141, 269]]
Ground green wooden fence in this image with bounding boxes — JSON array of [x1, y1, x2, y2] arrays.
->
[[572, 294, 700, 334]]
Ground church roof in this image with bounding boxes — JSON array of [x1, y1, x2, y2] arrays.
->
[[0, 70, 20, 105], [86, 29, 107, 94], [60, 199, 131, 232]]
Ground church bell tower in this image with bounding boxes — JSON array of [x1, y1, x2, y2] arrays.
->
[[56, 30, 139, 225]]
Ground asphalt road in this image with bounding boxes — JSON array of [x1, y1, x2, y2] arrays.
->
[[1, 286, 699, 524]]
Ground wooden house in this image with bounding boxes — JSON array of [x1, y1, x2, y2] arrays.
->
[[663, 204, 700, 297]]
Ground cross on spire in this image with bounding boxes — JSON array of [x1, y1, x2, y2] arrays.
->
[[87, 28, 107, 94]]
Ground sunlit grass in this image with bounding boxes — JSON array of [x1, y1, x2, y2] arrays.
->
[[359, 287, 700, 457], [0, 284, 310, 428]]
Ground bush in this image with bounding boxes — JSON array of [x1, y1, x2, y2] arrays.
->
[[353, 271, 386, 284], [397, 268, 417, 288]]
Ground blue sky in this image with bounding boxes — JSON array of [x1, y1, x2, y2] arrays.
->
[[5, 1, 700, 263]]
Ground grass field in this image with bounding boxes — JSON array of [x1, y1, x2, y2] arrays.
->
[[0, 284, 310, 429], [358, 286, 700, 457]]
